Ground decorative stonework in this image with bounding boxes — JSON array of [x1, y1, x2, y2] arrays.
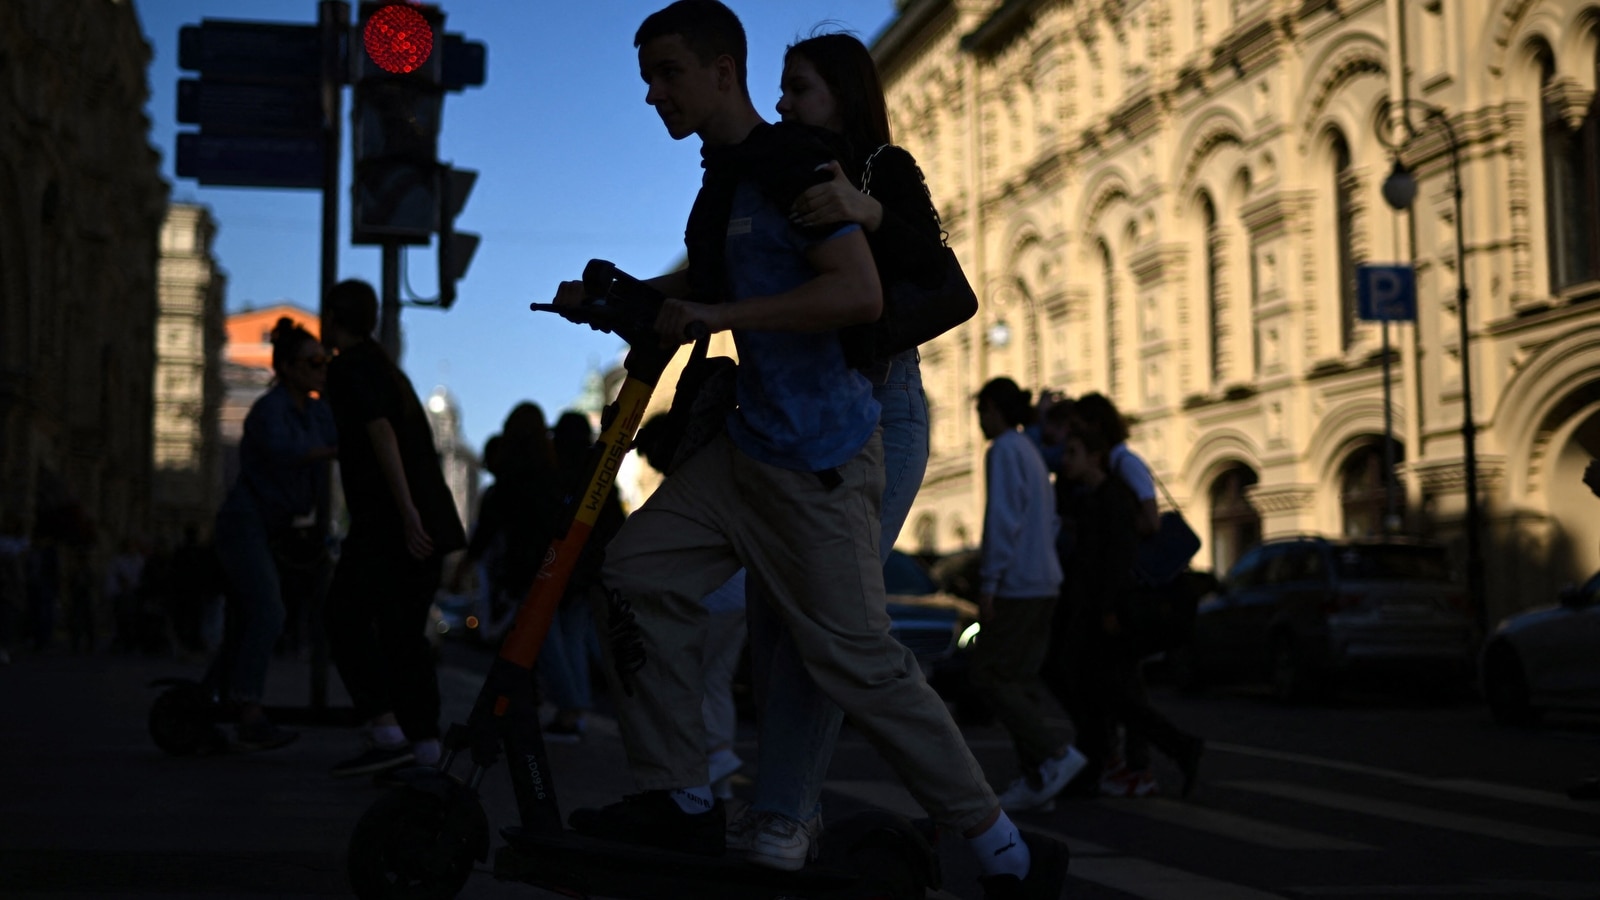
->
[[1245, 483, 1316, 514], [1411, 456, 1509, 494]]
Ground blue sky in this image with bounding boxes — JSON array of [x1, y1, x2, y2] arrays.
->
[[136, 0, 900, 455]]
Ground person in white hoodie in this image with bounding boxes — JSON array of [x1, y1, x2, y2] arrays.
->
[[974, 377, 1087, 812]]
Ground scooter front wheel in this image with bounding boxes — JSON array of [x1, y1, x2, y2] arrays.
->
[[148, 683, 225, 756], [348, 785, 481, 900]]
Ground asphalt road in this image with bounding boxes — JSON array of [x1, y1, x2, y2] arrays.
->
[[2, 641, 1596, 899]]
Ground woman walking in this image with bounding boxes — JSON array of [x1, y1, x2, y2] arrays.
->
[[210, 317, 337, 750]]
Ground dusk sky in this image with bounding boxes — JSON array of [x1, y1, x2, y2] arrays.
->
[[136, 0, 900, 455]]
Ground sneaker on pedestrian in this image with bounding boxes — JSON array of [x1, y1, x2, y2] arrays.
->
[[997, 775, 1053, 812], [725, 808, 766, 854], [998, 746, 1085, 813], [568, 791, 725, 856], [1102, 767, 1158, 798], [234, 719, 298, 752], [742, 811, 822, 872], [978, 832, 1071, 900], [1036, 746, 1087, 800], [330, 742, 414, 778], [1098, 763, 1128, 797]]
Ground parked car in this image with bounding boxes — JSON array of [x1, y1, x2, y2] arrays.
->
[[1166, 537, 1479, 701], [1482, 568, 1600, 725], [730, 550, 979, 718], [884, 549, 980, 681]]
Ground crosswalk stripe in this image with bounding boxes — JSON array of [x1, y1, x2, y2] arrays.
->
[[821, 783, 1118, 860], [1220, 780, 1600, 847], [1211, 742, 1600, 816], [1029, 825, 1292, 897], [1095, 797, 1376, 850], [1289, 881, 1600, 897]]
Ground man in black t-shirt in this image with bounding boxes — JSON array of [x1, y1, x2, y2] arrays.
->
[[321, 279, 465, 778]]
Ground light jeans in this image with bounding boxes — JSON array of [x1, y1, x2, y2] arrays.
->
[[213, 505, 285, 706], [537, 591, 598, 713], [701, 573, 748, 752], [747, 351, 930, 821]]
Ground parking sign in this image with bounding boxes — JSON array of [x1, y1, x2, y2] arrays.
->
[[1357, 265, 1417, 321]]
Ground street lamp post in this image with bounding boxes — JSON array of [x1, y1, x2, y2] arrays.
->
[[1378, 100, 1486, 633]]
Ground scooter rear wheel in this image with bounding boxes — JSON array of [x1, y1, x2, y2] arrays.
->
[[847, 836, 929, 900], [148, 683, 224, 756], [348, 786, 479, 900]]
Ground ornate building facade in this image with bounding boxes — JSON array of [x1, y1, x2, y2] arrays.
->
[[151, 203, 227, 540], [0, 0, 168, 547], [875, 0, 1600, 624]]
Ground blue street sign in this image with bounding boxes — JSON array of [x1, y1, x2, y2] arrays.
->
[[177, 79, 323, 134], [178, 21, 322, 82], [176, 133, 324, 189], [1357, 265, 1417, 322]]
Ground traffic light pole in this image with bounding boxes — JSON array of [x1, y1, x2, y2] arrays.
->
[[381, 242, 403, 360], [311, 0, 349, 710]]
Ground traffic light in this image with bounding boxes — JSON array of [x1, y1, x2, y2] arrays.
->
[[350, 1, 444, 245], [439, 166, 479, 309]]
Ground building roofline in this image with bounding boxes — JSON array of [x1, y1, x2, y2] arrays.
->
[[960, 0, 1047, 57], [871, 0, 955, 75]]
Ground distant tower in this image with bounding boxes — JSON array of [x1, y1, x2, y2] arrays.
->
[[425, 386, 479, 535], [152, 202, 228, 540]]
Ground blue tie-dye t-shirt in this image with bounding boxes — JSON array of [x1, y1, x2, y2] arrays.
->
[[720, 179, 881, 472]]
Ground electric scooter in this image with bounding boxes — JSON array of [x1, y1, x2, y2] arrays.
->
[[343, 261, 940, 900], [147, 551, 358, 756]]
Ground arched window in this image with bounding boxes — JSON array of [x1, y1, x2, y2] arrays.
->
[[1543, 49, 1600, 292], [1209, 464, 1260, 574], [1339, 439, 1405, 537], [1101, 241, 1122, 400], [1331, 131, 1359, 349], [1201, 193, 1223, 386], [912, 513, 937, 557]]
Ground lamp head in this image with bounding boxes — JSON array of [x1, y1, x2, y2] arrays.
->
[[1383, 159, 1419, 211]]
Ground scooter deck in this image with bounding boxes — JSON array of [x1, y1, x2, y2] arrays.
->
[[495, 827, 918, 900]]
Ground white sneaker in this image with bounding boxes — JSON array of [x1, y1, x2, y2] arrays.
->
[[997, 746, 1087, 812], [997, 775, 1053, 812], [725, 808, 765, 853], [744, 812, 821, 872], [1036, 746, 1088, 801]]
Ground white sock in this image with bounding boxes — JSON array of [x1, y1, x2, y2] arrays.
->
[[412, 738, 441, 766], [372, 724, 406, 749], [968, 812, 1031, 879], [670, 785, 716, 815]]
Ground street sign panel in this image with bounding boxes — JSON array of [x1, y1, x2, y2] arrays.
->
[[176, 133, 324, 189], [178, 20, 322, 82], [177, 79, 323, 134], [1357, 265, 1417, 321]]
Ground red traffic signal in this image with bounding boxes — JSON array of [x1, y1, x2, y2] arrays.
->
[[362, 3, 434, 74]]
